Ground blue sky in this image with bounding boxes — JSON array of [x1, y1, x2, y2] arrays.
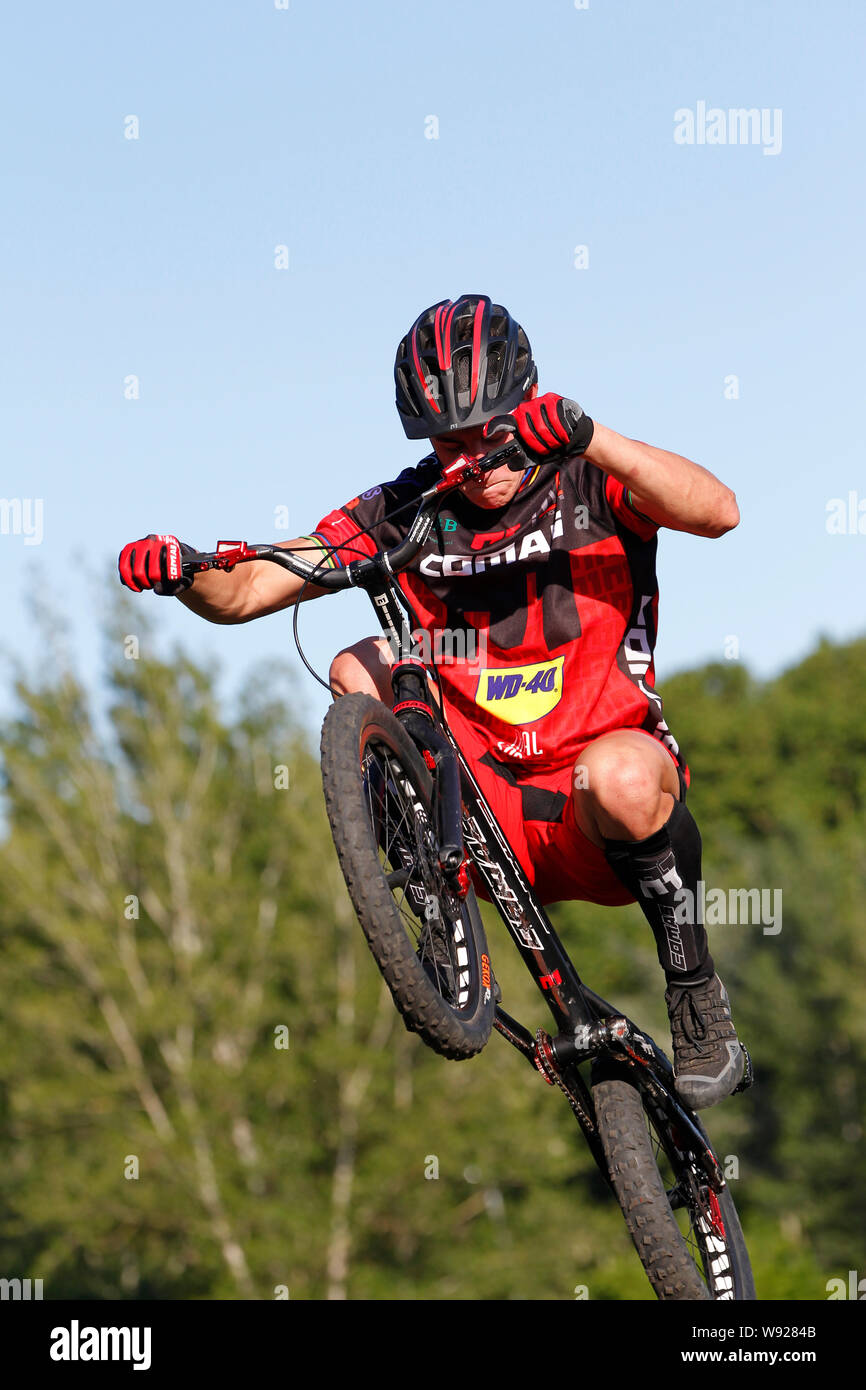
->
[[2, 0, 864, 735]]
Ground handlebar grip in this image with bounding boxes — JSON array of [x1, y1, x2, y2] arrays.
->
[[483, 442, 527, 473]]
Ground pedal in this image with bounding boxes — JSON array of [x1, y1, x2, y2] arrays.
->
[[732, 1044, 754, 1094]]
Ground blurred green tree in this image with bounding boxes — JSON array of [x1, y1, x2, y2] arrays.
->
[[0, 609, 862, 1301]]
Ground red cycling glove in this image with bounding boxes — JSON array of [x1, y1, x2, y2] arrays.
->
[[118, 534, 194, 595], [500, 392, 594, 459]]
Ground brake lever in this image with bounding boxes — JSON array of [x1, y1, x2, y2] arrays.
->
[[181, 540, 262, 575], [428, 441, 527, 497]]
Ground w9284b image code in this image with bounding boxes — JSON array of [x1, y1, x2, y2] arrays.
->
[[691, 1326, 816, 1339]]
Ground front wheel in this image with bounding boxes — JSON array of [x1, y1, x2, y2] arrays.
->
[[592, 1076, 756, 1300], [320, 693, 495, 1060]]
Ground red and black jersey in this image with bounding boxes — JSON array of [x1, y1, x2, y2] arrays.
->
[[310, 455, 688, 786]]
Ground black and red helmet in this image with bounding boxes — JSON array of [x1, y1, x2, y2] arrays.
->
[[394, 295, 537, 439]]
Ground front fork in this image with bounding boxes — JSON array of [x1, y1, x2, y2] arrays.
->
[[389, 657, 470, 891]]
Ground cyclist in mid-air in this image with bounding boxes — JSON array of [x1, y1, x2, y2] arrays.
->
[[118, 294, 744, 1109]]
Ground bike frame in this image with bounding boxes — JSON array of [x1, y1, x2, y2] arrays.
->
[[349, 549, 727, 1189]]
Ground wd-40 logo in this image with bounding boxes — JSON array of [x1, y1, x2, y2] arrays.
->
[[475, 657, 564, 726]]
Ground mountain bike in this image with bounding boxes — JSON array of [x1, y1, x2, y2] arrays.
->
[[182, 439, 756, 1301]]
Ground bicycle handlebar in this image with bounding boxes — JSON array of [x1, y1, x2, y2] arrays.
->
[[180, 439, 537, 592]]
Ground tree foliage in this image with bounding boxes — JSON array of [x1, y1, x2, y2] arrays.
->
[[0, 616, 863, 1300]]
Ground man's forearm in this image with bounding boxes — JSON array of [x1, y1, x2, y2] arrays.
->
[[584, 422, 739, 538], [176, 564, 255, 624]]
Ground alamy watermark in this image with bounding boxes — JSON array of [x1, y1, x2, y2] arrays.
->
[[673, 881, 782, 934], [826, 1270, 866, 1299], [1, 1276, 43, 1299], [674, 102, 782, 156], [380, 625, 488, 670], [826, 491, 866, 535], [0, 498, 43, 545], [50, 1321, 151, 1370]]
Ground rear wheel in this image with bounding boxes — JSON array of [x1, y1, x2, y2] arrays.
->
[[592, 1076, 755, 1300], [320, 693, 495, 1059]]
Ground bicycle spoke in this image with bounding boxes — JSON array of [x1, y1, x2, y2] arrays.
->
[[361, 741, 463, 1009]]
